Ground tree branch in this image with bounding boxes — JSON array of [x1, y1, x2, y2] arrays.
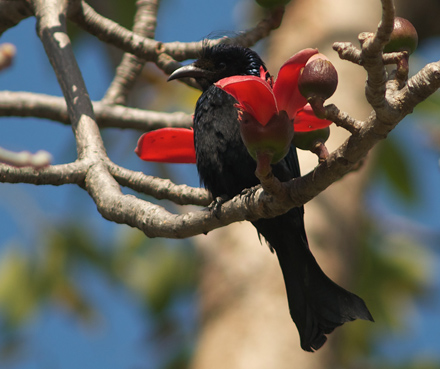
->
[[108, 162, 211, 207], [0, 147, 51, 169], [33, 0, 104, 159], [324, 104, 363, 134], [102, 0, 159, 105], [68, 0, 159, 61], [0, 161, 86, 185], [359, 0, 395, 114], [0, 91, 192, 130], [69, 1, 283, 63], [396, 61, 440, 115], [0, 43, 16, 71]]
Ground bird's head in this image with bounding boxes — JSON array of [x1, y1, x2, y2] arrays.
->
[[168, 44, 268, 90]]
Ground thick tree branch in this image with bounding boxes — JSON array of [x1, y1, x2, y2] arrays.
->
[[0, 156, 210, 207], [33, 0, 104, 159], [31, 0, 148, 228], [84, 159, 261, 238], [397, 62, 440, 114]]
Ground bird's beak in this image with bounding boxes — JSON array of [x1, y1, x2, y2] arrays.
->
[[167, 64, 210, 82]]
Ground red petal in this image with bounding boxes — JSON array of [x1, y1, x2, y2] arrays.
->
[[215, 76, 278, 126], [135, 128, 196, 163], [273, 48, 319, 119], [294, 105, 332, 132]]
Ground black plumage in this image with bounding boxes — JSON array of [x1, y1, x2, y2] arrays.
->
[[168, 44, 373, 352]]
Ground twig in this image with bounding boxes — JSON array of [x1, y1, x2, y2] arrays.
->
[[333, 42, 362, 65], [108, 163, 211, 206], [0, 147, 51, 169], [325, 104, 363, 134], [69, 1, 284, 64], [0, 43, 16, 71], [0, 161, 86, 184], [102, 0, 159, 105], [360, 0, 395, 113], [0, 91, 192, 131]]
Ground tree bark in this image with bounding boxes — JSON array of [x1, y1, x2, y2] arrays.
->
[[191, 1, 380, 368]]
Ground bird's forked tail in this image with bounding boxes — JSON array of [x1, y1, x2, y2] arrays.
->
[[254, 214, 373, 352]]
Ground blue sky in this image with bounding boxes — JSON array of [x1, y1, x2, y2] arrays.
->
[[0, 1, 439, 368]]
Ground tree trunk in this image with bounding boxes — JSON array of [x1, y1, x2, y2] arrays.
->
[[191, 1, 379, 367]]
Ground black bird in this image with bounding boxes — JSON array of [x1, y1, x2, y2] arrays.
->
[[168, 44, 373, 352]]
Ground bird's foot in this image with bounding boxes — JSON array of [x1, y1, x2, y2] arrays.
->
[[239, 186, 259, 198], [208, 195, 229, 219]]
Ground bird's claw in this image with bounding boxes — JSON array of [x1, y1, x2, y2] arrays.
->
[[239, 186, 258, 198], [209, 195, 229, 219]]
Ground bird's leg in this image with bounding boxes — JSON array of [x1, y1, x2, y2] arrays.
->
[[208, 195, 229, 219]]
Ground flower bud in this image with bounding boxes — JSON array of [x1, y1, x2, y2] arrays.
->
[[383, 17, 418, 54], [298, 55, 338, 101], [239, 110, 293, 164]]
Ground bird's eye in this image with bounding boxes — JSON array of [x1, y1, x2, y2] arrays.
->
[[218, 62, 226, 70]]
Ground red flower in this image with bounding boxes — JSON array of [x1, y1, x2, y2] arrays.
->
[[135, 127, 196, 163], [135, 49, 332, 164], [215, 48, 332, 132]]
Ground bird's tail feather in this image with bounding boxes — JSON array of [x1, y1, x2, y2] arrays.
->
[[276, 242, 373, 351], [254, 214, 373, 352]]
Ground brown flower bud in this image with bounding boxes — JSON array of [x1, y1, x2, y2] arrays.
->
[[298, 56, 338, 101], [384, 17, 418, 54]]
